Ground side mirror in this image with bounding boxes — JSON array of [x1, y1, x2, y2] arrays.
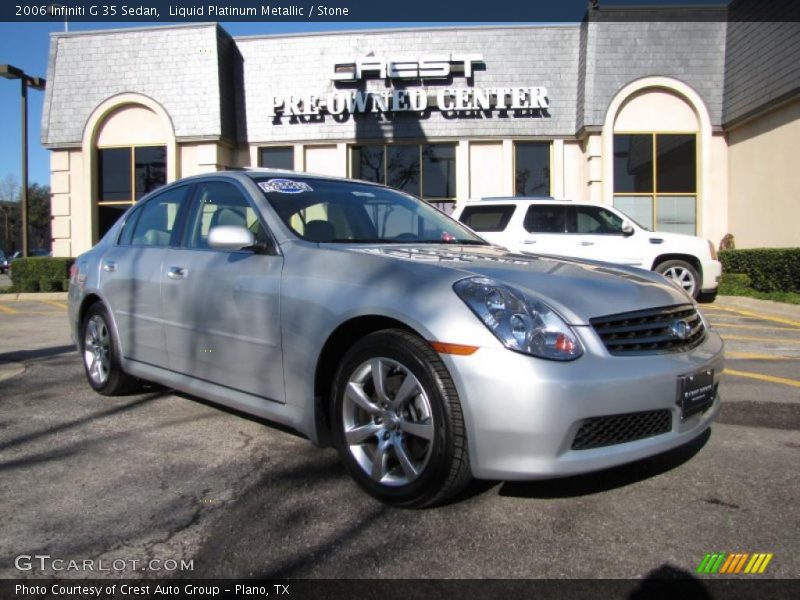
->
[[208, 225, 256, 251], [621, 221, 635, 237]]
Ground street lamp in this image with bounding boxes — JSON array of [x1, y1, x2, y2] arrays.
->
[[1, 64, 46, 258]]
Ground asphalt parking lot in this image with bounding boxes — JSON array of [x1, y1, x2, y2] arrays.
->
[[0, 294, 798, 580]]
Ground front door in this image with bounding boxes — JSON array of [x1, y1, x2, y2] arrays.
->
[[568, 205, 644, 267], [161, 179, 285, 403]]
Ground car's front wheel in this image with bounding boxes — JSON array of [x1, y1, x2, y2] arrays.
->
[[656, 259, 700, 299], [81, 303, 139, 395], [331, 329, 471, 507]]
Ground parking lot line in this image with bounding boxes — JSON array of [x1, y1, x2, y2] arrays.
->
[[40, 300, 69, 310], [712, 323, 800, 332], [726, 351, 796, 360], [0, 303, 19, 314], [708, 304, 800, 328], [726, 368, 800, 389], [721, 334, 800, 345]]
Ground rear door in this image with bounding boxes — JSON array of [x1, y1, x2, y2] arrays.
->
[[161, 179, 285, 402], [519, 204, 572, 256], [99, 185, 190, 366]]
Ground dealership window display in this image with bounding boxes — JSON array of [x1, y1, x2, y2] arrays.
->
[[97, 145, 167, 239], [258, 146, 295, 171], [612, 134, 697, 235], [351, 143, 457, 203], [514, 142, 551, 197]]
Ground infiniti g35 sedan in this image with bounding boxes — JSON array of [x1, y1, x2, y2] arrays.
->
[[69, 170, 724, 507]]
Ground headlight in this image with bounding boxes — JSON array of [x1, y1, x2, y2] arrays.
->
[[453, 277, 583, 361]]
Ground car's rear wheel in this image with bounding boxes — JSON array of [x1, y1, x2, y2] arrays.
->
[[81, 303, 139, 395], [656, 259, 700, 299], [331, 329, 471, 507]]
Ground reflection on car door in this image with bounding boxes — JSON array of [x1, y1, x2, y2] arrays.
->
[[569, 205, 644, 266], [161, 179, 285, 403], [100, 185, 190, 366]]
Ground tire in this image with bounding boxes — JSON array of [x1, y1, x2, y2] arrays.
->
[[655, 259, 700, 299], [331, 329, 472, 508], [696, 289, 718, 304], [80, 303, 140, 396]]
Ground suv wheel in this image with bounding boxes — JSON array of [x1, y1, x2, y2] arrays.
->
[[331, 329, 472, 507], [656, 260, 700, 299]]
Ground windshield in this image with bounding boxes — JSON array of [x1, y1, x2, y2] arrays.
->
[[256, 176, 486, 245]]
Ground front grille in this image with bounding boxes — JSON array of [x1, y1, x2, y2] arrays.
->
[[590, 304, 706, 356], [571, 409, 672, 450]]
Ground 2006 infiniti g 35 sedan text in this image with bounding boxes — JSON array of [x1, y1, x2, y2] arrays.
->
[[69, 170, 723, 507]]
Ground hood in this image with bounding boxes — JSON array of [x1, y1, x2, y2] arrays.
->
[[643, 230, 710, 253], [348, 244, 692, 324]]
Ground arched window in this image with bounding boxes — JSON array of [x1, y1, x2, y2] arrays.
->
[[94, 104, 169, 241], [608, 85, 704, 235]]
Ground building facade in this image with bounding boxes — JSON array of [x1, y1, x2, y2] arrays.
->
[[41, 2, 800, 257]]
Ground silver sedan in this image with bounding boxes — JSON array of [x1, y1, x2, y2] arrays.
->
[[68, 170, 723, 507]]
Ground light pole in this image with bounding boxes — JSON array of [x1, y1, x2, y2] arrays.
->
[[0, 64, 46, 258]]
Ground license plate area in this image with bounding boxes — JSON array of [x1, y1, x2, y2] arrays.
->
[[677, 369, 715, 419]]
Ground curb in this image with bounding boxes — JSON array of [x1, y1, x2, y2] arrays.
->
[[0, 292, 69, 302]]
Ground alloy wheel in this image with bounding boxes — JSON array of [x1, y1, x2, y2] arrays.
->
[[342, 357, 435, 486], [84, 314, 111, 386], [662, 265, 697, 296]]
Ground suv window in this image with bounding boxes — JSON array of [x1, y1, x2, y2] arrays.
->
[[458, 205, 515, 232], [130, 186, 189, 247], [523, 205, 567, 233], [184, 181, 269, 249], [572, 206, 624, 235]]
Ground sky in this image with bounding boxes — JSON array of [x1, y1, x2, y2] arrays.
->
[[0, 0, 725, 191]]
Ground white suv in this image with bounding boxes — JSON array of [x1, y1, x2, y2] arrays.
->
[[452, 198, 722, 301]]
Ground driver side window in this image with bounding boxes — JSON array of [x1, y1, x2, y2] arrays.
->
[[573, 206, 624, 235], [184, 181, 269, 249]]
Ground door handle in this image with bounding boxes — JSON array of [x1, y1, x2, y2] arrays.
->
[[102, 261, 117, 272], [579, 241, 594, 246], [167, 266, 188, 280], [523, 239, 537, 245]]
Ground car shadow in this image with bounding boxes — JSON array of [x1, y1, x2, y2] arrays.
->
[[0, 344, 76, 362], [498, 428, 711, 499]]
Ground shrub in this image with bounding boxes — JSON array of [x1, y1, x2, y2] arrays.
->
[[719, 248, 800, 293], [20, 277, 40, 292], [10, 257, 74, 293]]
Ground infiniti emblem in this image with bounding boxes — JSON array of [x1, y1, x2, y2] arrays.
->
[[669, 319, 691, 340]]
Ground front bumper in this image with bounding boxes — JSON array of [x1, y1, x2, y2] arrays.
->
[[443, 328, 724, 480]]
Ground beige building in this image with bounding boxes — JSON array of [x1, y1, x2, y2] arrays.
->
[[41, 4, 800, 257]]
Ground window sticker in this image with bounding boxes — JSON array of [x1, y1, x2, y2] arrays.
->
[[258, 179, 314, 194], [351, 191, 375, 197]]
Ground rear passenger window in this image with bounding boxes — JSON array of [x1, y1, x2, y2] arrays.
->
[[130, 186, 188, 247], [524, 205, 567, 233], [458, 205, 515, 232]]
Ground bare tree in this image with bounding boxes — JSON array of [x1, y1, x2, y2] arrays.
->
[[0, 174, 19, 203]]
